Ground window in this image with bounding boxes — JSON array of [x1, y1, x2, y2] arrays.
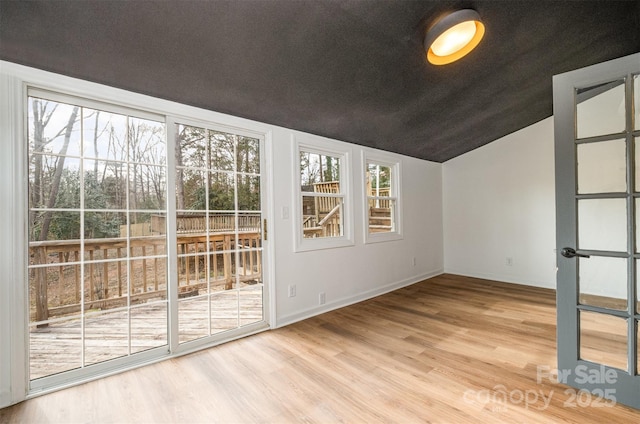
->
[[364, 153, 401, 243], [294, 136, 353, 251]]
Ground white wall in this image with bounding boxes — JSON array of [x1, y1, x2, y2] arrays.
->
[[0, 61, 444, 407], [442, 117, 556, 289], [272, 130, 443, 326]]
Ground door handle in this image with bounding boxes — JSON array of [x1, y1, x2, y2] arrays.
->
[[560, 247, 590, 259]]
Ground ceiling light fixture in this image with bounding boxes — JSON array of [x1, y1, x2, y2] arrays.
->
[[424, 9, 485, 65]]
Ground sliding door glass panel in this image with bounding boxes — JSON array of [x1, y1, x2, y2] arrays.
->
[[82, 109, 126, 160], [176, 124, 263, 344], [577, 139, 626, 194], [576, 80, 626, 139], [579, 256, 627, 311], [578, 199, 627, 251], [29, 318, 81, 380], [84, 310, 129, 366], [178, 295, 209, 343], [580, 311, 628, 371], [28, 95, 168, 380], [211, 291, 239, 335], [130, 303, 168, 354], [239, 286, 263, 327]]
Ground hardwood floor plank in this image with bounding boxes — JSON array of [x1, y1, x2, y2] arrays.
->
[[2, 274, 639, 423]]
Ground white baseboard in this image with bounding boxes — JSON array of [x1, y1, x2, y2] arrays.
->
[[442, 268, 556, 290], [275, 268, 444, 328]]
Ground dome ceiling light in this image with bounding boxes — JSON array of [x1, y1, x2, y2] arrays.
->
[[424, 9, 485, 65]]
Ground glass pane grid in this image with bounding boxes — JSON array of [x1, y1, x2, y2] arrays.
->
[[175, 123, 263, 344], [27, 95, 169, 381]]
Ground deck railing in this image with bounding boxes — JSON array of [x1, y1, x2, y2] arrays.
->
[[29, 228, 262, 323], [151, 213, 261, 234]]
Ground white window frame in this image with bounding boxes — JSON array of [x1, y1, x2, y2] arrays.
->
[[292, 133, 354, 252], [362, 150, 402, 244]]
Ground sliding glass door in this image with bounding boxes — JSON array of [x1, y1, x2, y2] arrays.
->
[[26, 90, 266, 388]]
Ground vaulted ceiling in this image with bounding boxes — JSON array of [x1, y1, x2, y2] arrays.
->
[[1, 1, 639, 162]]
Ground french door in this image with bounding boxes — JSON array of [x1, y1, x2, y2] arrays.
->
[[554, 53, 640, 409], [26, 90, 267, 390]]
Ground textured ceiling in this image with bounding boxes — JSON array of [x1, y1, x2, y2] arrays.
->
[[1, 1, 639, 162]]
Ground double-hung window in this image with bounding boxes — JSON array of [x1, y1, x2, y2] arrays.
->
[[364, 153, 402, 243], [294, 137, 353, 251]]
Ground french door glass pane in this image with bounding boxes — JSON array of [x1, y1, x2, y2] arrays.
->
[[580, 311, 628, 371], [576, 80, 626, 139], [578, 198, 627, 251], [637, 260, 640, 313], [636, 199, 640, 253], [634, 75, 639, 131], [578, 256, 627, 311], [577, 139, 626, 194], [637, 320, 639, 375], [636, 138, 640, 191]]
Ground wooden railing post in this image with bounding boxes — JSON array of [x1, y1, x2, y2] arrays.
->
[[223, 234, 233, 290], [34, 247, 49, 325]]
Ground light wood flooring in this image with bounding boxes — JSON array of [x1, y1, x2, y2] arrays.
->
[[2, 274, 639, 423]]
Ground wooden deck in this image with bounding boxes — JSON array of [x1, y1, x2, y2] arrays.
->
[[29, 286, 263, 380]]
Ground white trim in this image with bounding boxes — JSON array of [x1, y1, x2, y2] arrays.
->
[[165, 118, 180, 353], [0, 61, 274, 137], [443, 268, 556, 290], [263, 129, 277, 328], [292, 132, 355, 252], [362, 150, 403, 244], [28, 87, 165, 123], [275, 269, 444, 328], [0, 72, 29, 408]]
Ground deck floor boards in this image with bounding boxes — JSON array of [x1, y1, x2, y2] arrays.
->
[[29, 287, 263, 379]]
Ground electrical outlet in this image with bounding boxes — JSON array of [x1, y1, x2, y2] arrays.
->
[[412, 257, 416, 266], [319, 292, 326, 305], [506, 257, 513, 266], [288, 285, 296, 297]]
